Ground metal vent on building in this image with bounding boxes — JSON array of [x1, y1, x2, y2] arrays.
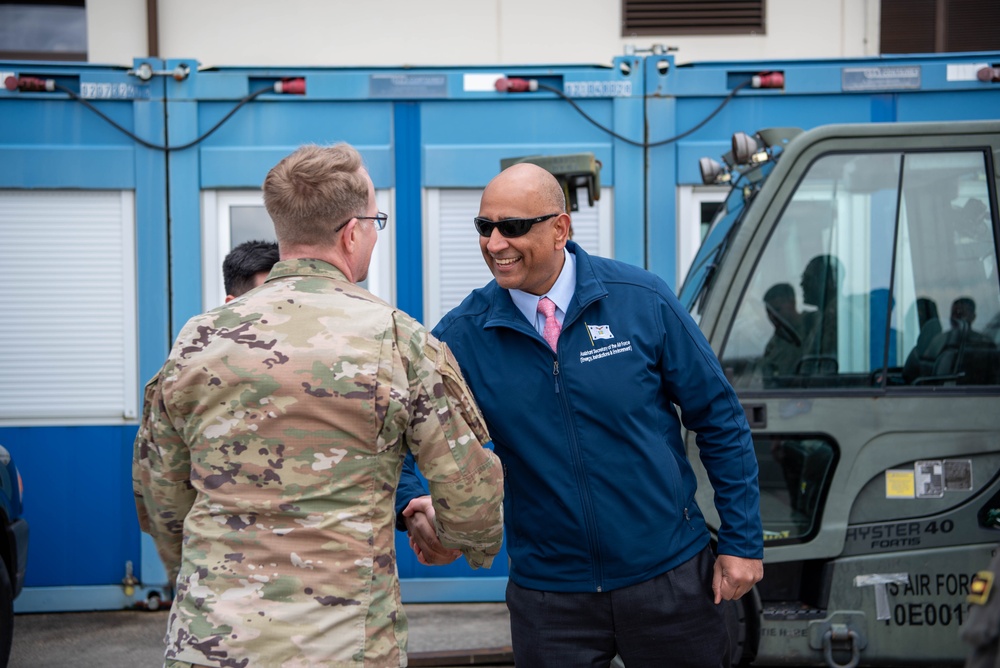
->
[[881, 0, 1000, 53], [623, 0, 765, 36]]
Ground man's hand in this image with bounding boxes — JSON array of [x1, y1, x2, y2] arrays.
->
[[402, 495, 461, 566], [712, 554, 763, 604]]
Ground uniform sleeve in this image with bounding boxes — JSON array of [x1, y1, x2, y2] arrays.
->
[[397, 317, 504, 569], [961, 550, 1000, 650], [131, 365, 196, 584], [655, 282, 764, 559]]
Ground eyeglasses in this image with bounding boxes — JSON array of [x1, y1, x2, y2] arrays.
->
[[358, 212, 388, 230], [334, 212, 388, 233], [474, 213, 560, 238]]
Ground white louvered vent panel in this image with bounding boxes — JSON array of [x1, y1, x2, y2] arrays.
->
[[437, 190, 495, 320], [0, 190, 137, 422], [568, 199, 602, 257]]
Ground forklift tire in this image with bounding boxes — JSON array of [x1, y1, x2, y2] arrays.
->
[[0, 557, 13, 668], [723, 589, 760, 667]]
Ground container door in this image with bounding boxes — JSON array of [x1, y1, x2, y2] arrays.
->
[[0, 61, 169, 612]]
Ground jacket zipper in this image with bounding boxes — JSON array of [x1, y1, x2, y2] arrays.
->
[[490, 294, 609, 591], [551, 347, 604, 590]]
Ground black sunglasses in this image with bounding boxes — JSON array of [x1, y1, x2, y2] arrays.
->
[[474, 213, 559, 238]]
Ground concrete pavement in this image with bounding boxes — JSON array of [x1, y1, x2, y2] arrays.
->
[[9, 603, 513, 667]]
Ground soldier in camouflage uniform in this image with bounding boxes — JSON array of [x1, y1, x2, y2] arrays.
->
[[133, 239, 279, 557], [133, 142, 505, 668], [962, 547, 1000, 668]]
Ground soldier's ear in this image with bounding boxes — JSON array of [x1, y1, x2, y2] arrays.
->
[[339, 218, 360, 250]]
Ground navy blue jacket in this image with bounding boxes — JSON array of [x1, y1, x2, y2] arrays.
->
[[402, 242, 762, 593]]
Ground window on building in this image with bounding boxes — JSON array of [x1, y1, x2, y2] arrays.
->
[[881, 0, 1000, 53], [677, 185, 728, 287], [0, 1, 86, 61], [201, 190, 396, 310], [622, 0, 765, 37]]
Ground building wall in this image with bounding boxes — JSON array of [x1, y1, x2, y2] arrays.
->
[[86, 0, 880, 67]]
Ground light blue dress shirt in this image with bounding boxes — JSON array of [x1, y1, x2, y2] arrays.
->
[[509, 248, 577, 335]]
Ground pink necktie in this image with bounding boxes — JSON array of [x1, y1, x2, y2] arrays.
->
[[537, 297, 561, 352]]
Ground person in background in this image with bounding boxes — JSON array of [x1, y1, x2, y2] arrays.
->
[[962, 546, 1000, 668], [760, 282, 805, 380], [133, 142, 504, 668], [798, 254, 844, 374], [222, 239, 280, 302], [902, 297, 942, 383], [398, 163, 763, 668], [923, 296, 999, 384]]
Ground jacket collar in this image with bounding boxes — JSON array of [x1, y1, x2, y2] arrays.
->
[[485, 241, 608, 329], [265, 258, 349, 283]]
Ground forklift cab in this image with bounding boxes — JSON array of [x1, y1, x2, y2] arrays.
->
[[684, 120, 1000, 666]]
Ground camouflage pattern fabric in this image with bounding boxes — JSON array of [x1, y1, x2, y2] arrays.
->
[[133, 259, 504, 668], [962, 548, 1000, 668]]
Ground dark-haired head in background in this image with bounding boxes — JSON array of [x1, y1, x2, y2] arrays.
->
[[222, 239, 280, 301]]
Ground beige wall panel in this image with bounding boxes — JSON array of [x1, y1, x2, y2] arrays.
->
[[86, 0, 877, 68]]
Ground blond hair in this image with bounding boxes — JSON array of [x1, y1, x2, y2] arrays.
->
[[262, 143, 368, 246]]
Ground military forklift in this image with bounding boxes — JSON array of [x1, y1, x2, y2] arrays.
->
[[683, 120, 1000, 666]]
